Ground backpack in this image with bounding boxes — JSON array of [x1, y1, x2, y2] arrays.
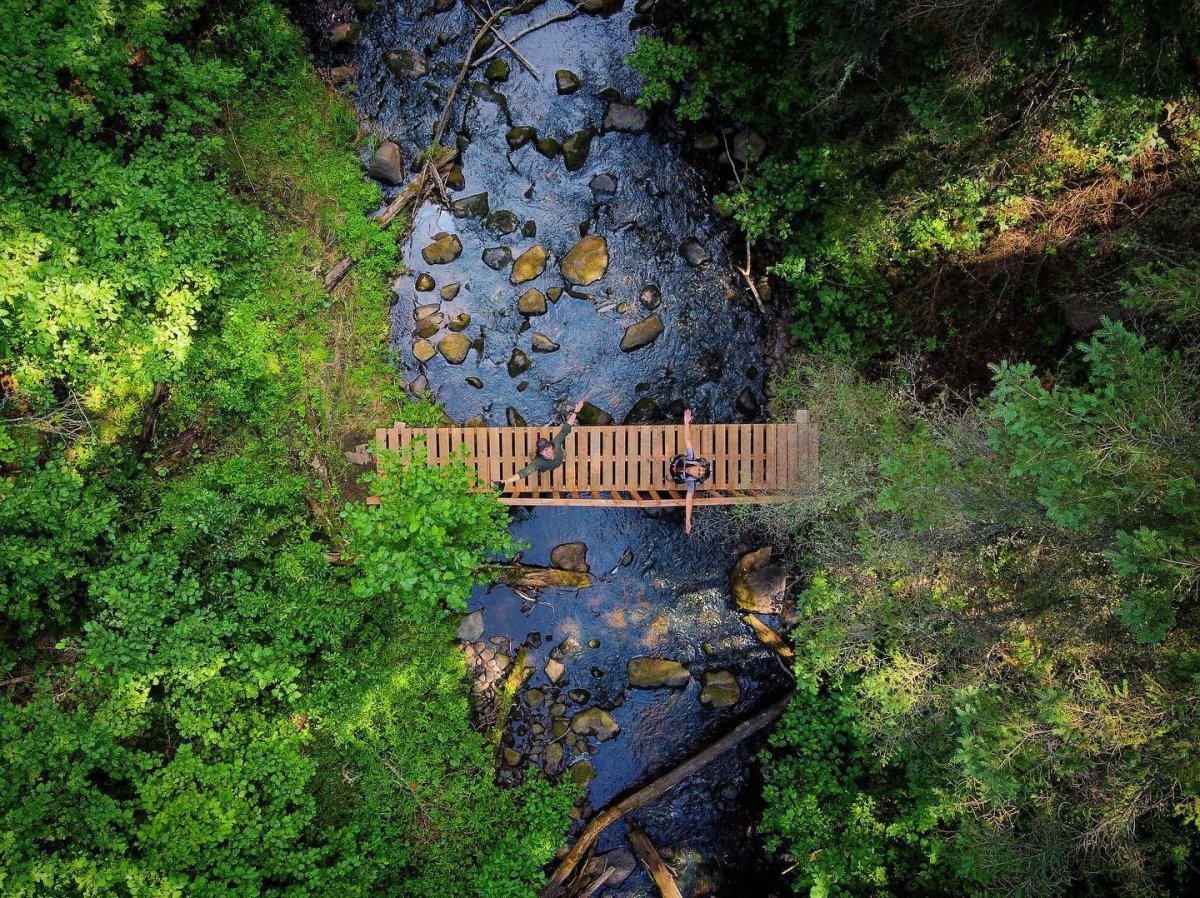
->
[[670, 454, 712, 484]]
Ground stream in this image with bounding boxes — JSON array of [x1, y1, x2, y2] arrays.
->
[[342, 1, 792, 893]]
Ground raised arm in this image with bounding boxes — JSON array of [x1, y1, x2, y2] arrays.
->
[[683, 407, 694, 454], [685, 485, 695, 534]]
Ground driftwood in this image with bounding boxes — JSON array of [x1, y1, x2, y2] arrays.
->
[[323, 257, 353, 290], [466, 1, 540, 78], [432, 4, 514, 148], [474, 3, 585, 69], [626, 828, 683, 898], [744, 613, 795, 660], [482, 562, 592, 589], [375, 157, 456, 228], [540, 690, 796, 897]]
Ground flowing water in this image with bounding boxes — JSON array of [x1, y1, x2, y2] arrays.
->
[[344, 1, 791, 892]]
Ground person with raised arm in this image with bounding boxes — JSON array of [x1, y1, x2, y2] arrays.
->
[[669, 408, 712, 534], [498, 399, 586, 488]]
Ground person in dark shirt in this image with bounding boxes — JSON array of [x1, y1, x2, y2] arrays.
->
[[670, 408, 712, 534], [498, 399, 586, 488]]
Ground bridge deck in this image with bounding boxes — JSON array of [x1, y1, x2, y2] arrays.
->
[[374, 412, 816, 507]]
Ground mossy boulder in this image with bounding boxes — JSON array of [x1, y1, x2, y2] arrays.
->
[[560, 235, 608, 285], [562, 129, 596, 171], [517, 288, 547, 316], [511, 244, 548, 283], [731, 546, 786, 613], [570, 708, 618, 741], [620, 314, 663, 352], [699, 670, 741, 708], [421, 232, 462, 265], [627, 657, 690, 689], [550, 542, 589, 573], [438, 333, 471, 364]]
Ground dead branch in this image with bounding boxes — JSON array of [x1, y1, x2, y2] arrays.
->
[[432, 5, 514, 148], [323, 257, 353, 290], [720, 131, 766, 314], [743, 613, 795, 660], [474, 3, 585, 69], [481, 562, 592, 590], [466, 1, 540, 78], [626, 827, 683, 898], [540, 690, 796, 897]]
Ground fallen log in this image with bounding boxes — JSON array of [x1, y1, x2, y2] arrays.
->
[[323, 256, 353, 290], [482, 562, 591, 589], [540, 690, 796, 897], [626, 828, 683, 898], [744, 613, 794, 660], [375, 157, 455, 228]]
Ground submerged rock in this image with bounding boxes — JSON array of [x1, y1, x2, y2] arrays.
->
[[522, 220, 537, 238], [550, 542, 589, 573], [737, 386, 760, 417], [447, 312, 471, 332], [693, 132, 721, 153], [571, 708, 619, 741], [415, 273, 435, 292], [535, 136, 561, 158], [367, 140, 404, 184], [602, 101, 649, 134], [485, 209, 519, 234], [484, 58, 510, 83], [628, 657, 690, 689], [440, 282, 461, 300], [506, 125, 537, 150], [507, 347, 531, 377], [438, 333, 471, 364], [561, 129, 596, 171], [458, 610, 484, 642], [531, 333, 559, 353], [589, 172, 618, 196], [421, 232, 462, 265], [482, 246, 512, 270], [731, 546, 786, 613], [699, 670, 741, 708], [384, 48, 427, 79], [517, 288, 547, 316], [576, 401, 613, 426], [451, 192, 489, 218], [680, 237, 710, 267], [466, 376, 484, 389], [330, 22, 359, 47], [622, 396, 661, 424], [412, 339, 436, 363], [569, 759, 597, 785], [511, 245, 548, 283], [506, 406, 527, 426], [620, 314, 663, 352], [560, 235, 609, 285], [555, 69, 582, 94]]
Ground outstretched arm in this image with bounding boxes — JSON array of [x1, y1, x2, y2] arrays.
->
[[683, 407, 694, 454], [685, 487, 695, 534]]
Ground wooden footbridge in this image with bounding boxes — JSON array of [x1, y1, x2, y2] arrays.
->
[[373, 412, 817, 507]]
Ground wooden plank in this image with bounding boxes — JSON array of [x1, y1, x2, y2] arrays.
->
[[765, 424, 779, 489]]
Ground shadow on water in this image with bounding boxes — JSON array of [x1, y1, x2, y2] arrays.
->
[[349, 1, 790, 892]]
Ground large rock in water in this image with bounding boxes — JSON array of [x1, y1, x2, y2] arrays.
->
[[699, 670, 741, 708], [620, 314, 663, 352], [628, 658, 690, 688], [731, 546, 786, 613], [438, 333, 471, 364], [367, 140, 404, 184], [603, 102, 649, 134], [576, 401, 613, 426], [451, 192, 489, 218], [457, 610, 484, 642], [517, 288, 547, 316], [555, 69, 582, 94], [550, 542, 589, 573], [622, 396, 661, 424], [511, 245, 548, 283], [560, 235, 609, 285], [570, 708, 619, 741], [421, 232, 462, 265], [561, 129, 596, 172]]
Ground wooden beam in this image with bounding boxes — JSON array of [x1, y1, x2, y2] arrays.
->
[[626, 827, 683, 898]]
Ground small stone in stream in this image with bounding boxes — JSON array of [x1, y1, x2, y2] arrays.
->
[[617, 547, 634, 567], [525, 688, 544, 708], [587, 638, 601, 650], [561, 235, 609, 285], [589, 172, 618, 196], [620, 314, 664, 352], [628, 657, 690, 688], [732, 127, 767, 164], [440, 282, 461, 300], [622, 396, 660, 424], [517, 288, 547, 316], [561, 129, 596, 171], [522, 220, 537, 238], [484, 58, 509, 83], [546, 286, 563, 302], [415, 272, 435, 291], [384, 48, 426, 79], [616, 301, 630, 314], [531, 333, 559, 353], [457, 611, 484, 642], [550, 542, 589, 573], [516, 380, 530, 392], [330, 22, 359, 47], [555, 69, 582, 94], [330, 65, 353, 86], [568, 760, 596, 786], [602, 101, 649, 134], [438, 333, 471, 364], [543, 742, 563, 772], [485, 209, 518, 234], [507, 347, 531, 377], [731, 546, 787, 613], [414, 313, 442, 339], [506, 125, 537, 150], [445, 165, 466, 191], [535, 137, 561, 158], [576, 401, 613, 426], [466, 376, 484, 389], [506, 406, 527, 427], [528, 632, 543, 648], [550, 702, 567, 717], [408, 374, 430, 397], [482, 246, 512, 270], [737, 386, 761, 417], [568, 689, 590, 704], [639, 284, 662, 310], [472, 30, 495, 56], [451, 192, 488, 218], [693, 132, 721, 153], [355, 0, 376, 14], [701, 641, 717, 656], [448, 312, 470, 332], [511, 245, 548, 283], [700, 670, 741, 708], [503, 746, 521, 766], [421, 232, 462, 264], [544, 659, 565, 684], [570, 708, 618, 741], [680, 237, 710, 266], [367, 140, 404, 184], [414, 303, 440, 320], [412, 339, 436, 363]]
